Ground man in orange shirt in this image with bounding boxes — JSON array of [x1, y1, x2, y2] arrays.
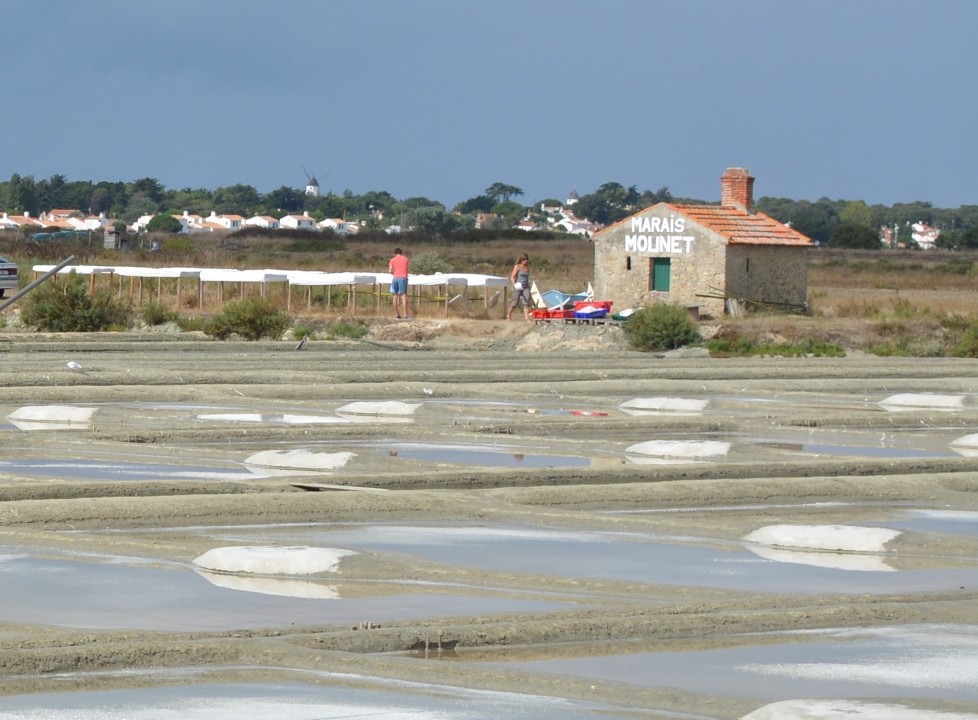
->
[[388, 247, 410, 318]]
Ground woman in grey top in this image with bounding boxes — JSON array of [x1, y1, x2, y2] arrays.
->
[[507, 253, 531, 321]]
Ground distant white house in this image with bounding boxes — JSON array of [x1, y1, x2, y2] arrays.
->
[[205, 211, 243, 231], [0, 212, 37, 230], [279, 211, 317, 231], [68, 213, 112, 231], [554, 213, 598, 238], [911, 222, 940, 250], [176, 211, 203, 233], [41, 208, 81, 221], [132, 214, 156, 233], [245, 215, 280, 229], [318, 217, 352, 234]]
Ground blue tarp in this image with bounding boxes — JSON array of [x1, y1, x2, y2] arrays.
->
[[541, 288, 589, 310]]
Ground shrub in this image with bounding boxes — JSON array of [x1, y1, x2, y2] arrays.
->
[[707, 335, 846, 358], [21, 272, 131, 332], [410, 251, 453, 275], [141, 300, 178, 326], [952, 321, 978, 357], [176, 315, 207, 332], [622, 303, 701, 352], [325, 319, 368, 339], [292, 324, 316, 341], [204, 297, 291, 340]]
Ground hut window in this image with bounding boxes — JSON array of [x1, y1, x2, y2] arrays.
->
[[745, 257, 751, 273], [626, 256, 632, 271], [650, 257, 671, 292]]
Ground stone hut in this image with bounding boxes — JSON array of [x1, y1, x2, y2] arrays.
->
[[592, 168, 813, 318]]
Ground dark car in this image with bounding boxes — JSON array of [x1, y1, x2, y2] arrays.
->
[[0, 256, 19, 297]]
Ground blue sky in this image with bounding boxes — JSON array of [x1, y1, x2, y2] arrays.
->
[[3, 0, 975, 209]]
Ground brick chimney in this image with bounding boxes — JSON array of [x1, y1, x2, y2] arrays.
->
[[720, 167, 754, 212]]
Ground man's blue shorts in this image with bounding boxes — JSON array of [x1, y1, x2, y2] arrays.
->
[[390, 277, 408, 295]]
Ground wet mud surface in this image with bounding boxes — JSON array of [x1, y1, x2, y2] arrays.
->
[[1, 329, 978, 718]]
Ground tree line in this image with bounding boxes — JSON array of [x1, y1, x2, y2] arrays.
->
[[2, 173, 976, 249]]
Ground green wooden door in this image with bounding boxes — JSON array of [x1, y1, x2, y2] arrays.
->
[[651, 258, 671, 291]]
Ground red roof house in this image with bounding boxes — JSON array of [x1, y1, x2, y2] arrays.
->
[[592, 168, 813, 317]]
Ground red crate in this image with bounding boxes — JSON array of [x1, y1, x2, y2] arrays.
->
[[550, 309, 576, 319], [531, 309, 551, 319]]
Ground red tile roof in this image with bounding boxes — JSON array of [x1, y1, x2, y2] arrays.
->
[[665, 203, 812, 246]]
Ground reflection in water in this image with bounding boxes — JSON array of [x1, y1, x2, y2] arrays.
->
[[745, 544, 895, 572], [195, 569, 342, 599]]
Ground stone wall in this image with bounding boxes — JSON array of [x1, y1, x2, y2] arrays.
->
[[593, 206, 727, 317], [725, 245, 808, 310]]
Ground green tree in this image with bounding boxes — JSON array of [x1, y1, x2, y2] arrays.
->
[[169, 188, 214, 215], [2, 173, 40, 215], [89, 187, 112, 215], [831, 222, 881, 249], [307, 192, 347, 219], [130, 177, 165, 204], [405, 206, 462, 237], [637, 186, 673, 206], [485, 182, 523, 203], [940, 225, 978, 250], [491, 200, 525, 227], [757, 198, 839, 245], [92, 181, 128, 217], [265, 186, 304, 213], [453, 195, 495, 214], [146, 213, 183, 233], [38, 174, 69, 209], [840, 200, 872, 227], [122, 192, 160, 223], [571, 182, 642, 225], [212, 184, 260, 215]]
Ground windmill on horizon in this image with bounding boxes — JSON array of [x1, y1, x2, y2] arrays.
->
[[302, 167, 321, 198]]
